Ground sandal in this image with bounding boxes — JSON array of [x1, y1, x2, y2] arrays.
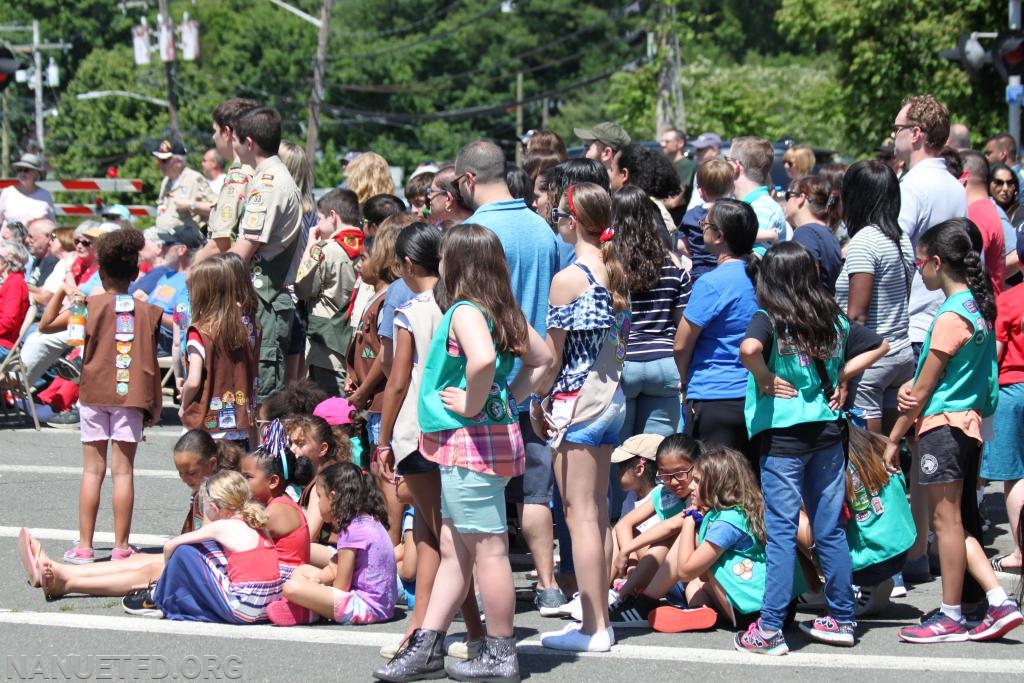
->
[[38, 556, 57, 602], [991, 554, 1023, 575], [18, 528, 42, 587]]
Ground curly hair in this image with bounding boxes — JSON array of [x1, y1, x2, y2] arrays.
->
[[319, 461, 389, 532], [95, 227, 144, 284], [344, 152, 395, 204], [611, 186, 668, 293], [902, 95, 951, 152], [261, 380, 328, 421], [695, 446, 765, 545], [615, 144, 682, 199]]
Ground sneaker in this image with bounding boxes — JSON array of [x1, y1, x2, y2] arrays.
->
[[110, 545, 139, 561], [63, 543, 94, 564], [648, 605, 718, 633], [53, 356, 82, 383], [898, 611, 968, 643], [799, 616, 856, 646], [378, 640, 403, 660], [608, 593, 659, 629], [890, 572, 908, 598], [540, 623, 615, 652], [266, 598, 318, 626], [47, 407, 80, 429], [967, 600, 1024, 641], [534, 587, 568, 617], [734, 619, 789, 655], [902, 554, 932, 584], [445, 637, 484, 660], [122, 587, 163, 618], [563, 589, 618, 622], [855, 578, 894, 618]]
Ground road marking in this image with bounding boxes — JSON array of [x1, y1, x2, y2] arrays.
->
[[0, 611, 1020, 674], [0, 527, 172, 546], [0, 465, 179, 478]]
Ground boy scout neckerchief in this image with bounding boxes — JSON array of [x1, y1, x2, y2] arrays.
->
[[332, 229, 364, 259]]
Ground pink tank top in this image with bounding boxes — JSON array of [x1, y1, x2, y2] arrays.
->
[[224, 535, 280, 583], [268, 495, 311, 567]]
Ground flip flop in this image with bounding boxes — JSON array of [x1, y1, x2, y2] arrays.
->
[[17, 528, 41, 587], [38, 556, 57, 602], [991, 554, 1024, 575]]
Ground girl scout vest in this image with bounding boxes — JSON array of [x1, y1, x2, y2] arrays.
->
[[917, 290, 998, 418], [180, 324, 260, 434], [697, 507, 769, 616], [846, 468, 916, 571], [79, 293, 163, 422], [419, 301, 517, 432], [744, 312, 849, 438]]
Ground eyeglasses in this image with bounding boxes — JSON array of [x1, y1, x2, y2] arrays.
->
[[698, 218, 717, 233], [74, 238, 92, 247], [550, 207, 573, 223], [913, 256, 931, 270], [784, 189, 804, 201], [656, 465, 695, 485], [891, 123, 919, 138], [425, 187, 449, 203], [450, 171, 469, 189]]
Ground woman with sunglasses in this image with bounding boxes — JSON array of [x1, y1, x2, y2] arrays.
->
[[783, 176, 842, 294], [989, 162, 1023, 228], [0, 153, 55, 232]]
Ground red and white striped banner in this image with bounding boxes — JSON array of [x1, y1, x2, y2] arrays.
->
[[55, 204, 156, 217], [0, 178, 144, 193]]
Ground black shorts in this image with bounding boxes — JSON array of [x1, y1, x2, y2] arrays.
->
[[917, 425, 978, 485], [396, 450, 439, 477]]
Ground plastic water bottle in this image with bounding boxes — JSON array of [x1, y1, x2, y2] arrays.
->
[[67, 295, 86, 346]]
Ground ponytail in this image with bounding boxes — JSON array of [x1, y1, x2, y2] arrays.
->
[[239, 500, 269, 529], [918, 218, 996, 325], [567, 182, 629, 312], [963, 250, 997, 325]]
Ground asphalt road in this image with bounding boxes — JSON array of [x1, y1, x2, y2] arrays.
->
[[1, 412, 1023, 682]]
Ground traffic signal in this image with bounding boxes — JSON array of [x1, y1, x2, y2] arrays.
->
[[939, 33, 990, 80], [0, 47, 24, 93], [991, 30, 1024, 81]]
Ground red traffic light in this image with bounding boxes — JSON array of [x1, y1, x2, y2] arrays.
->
[[0, 47, 24, 94], [992, 30, 1024, 81], [106, 166, 119, 178]]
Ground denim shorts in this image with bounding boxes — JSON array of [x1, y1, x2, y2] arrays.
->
[[439, 465, 511, 534], [367, 412, 381, 446], [846, 344, 915, 420], [550, 387, 626, 447], [396, 450, 439, 477]]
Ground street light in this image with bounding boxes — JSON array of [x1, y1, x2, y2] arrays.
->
[[75, 90, 170, 107]]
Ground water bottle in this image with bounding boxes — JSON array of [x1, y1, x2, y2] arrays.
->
[[67, 295, 86, 346]]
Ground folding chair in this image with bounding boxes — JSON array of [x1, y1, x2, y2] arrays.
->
[[0, 304, 41, 430]]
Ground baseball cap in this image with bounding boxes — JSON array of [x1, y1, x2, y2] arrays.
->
[[691, 132, 723, 150], [152, 139, 188, 160], [573, 122, 631, 151], [156, 223, 204, 249], [102, 204, 132, 220], [313, 397, 355, 426], [611, 434, 666, 464]]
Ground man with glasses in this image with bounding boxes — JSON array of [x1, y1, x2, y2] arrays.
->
[[453, 140, 566, 616], [574, 121, 630, 171], [152, 139, 215, 237], [890, 94, 967, 591]]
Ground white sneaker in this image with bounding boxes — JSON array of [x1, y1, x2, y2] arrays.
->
[[562, 589, 619, 621], [445, 637, 484, 660], [540, 623, 615, 652]]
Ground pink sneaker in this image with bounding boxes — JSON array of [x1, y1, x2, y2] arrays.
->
[[63, 543, 94, 564], [968, 600, 1024, 641], [111, 545, 139, 561], [266, 599, 318, 627]]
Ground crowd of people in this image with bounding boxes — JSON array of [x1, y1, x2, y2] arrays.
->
[[7, 91, 1024, 682]]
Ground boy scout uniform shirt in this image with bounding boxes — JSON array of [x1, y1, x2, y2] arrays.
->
[[294, 233, 357, 372], [156, 167, 215, 233], [240, 155, 302, 290], [208, 161, 254, 240]]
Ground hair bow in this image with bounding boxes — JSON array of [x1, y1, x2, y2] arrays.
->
[[599, 227, 615, 243]]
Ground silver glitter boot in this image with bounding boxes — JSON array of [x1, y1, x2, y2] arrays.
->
[[373, 628, 447, 682], [445, 635, 520, 683]]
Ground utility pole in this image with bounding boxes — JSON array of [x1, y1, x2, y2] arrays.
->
[[515, 71, 524, 165], [306, 0, 332, 161], [654, 1, 684, 134], [157, 0, 181, 137], [1011, 0, 1022, 148], [0, 22, 71, 153]]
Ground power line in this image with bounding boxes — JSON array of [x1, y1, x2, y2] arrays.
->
[[333, 0, 465, 38]]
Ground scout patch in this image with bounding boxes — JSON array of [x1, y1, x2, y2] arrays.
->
[[221, 205, 233, 221], [333, 229, 365, 259], [963, 299, 978, 314], [310, 243, 324, 262], [114, 295, 135, 313], [235, 391, 246, 406], [115, 314, 135, 341], [116, 382, 129, 396], [243, 210, 266, 237], [116, 342, 132, 355], [247, 191, 264, 206], [115, 354, 132, 369], [116, 369, 130, 383], [210, 397, 223, 411], [223, 391, 236, 406], [218, 406, 237, 430], [227, 171, 247, 184]]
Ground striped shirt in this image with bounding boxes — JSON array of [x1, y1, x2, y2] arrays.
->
[[834, 225, 914, 353], [626, 256, 691, 362], [420, 423, 525, 478]]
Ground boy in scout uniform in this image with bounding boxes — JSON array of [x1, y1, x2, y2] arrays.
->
[[228, 106, 302, 401], [294, 188, 362, 395], [195, 98, 260, 264], [153, 140, 215, 235]]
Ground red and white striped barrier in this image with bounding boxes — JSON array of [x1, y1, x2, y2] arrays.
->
[[55, 204, 156, 218], [0, 178, 144, 192]]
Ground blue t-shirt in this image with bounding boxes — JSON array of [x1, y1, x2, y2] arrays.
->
[[683, 260, 757, 399], [680, 205, 717, 279], [129, 265, 172, 295], [79, 271, 102, 297], [703, 518, 754, 552], [557, 240, 576, 271], [378, 278, 415, 340], [791, 223, 842, 294], [147, 270, 187, 319]]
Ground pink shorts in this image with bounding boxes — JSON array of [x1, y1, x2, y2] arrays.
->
[[79, 405, 145, 443]]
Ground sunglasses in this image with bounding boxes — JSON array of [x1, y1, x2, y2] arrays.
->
[[74, 238, 92, 247], [550, 207, 573, 223], [913, 256, 931, 269], [785, 189, 804, 201], [992, 179, 1015, 187], [656, 464, 695, 485]]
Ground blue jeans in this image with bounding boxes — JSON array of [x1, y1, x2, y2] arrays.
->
[[760, 442, 853, 630], [619, 357, 680, 441]]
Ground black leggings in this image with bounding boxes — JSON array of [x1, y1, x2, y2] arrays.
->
[[683, 398, 757, 474]]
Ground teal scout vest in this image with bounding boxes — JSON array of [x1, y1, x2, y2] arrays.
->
[[744, 312, 850, 437], [418, 301, 517, 433], [846, 468, 916, 571], [917, 290, 998, 418], [650, 484, 686, 521], [697, 507, 768, 616]]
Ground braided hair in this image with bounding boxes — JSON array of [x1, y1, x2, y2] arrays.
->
[[917, 218, 996, 325]]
